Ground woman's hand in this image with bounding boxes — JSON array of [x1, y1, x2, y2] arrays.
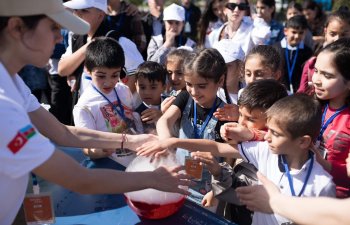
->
[[236, 172, 279, 213], [151, 165, 194, 195]]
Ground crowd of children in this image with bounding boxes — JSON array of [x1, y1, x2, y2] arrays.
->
[[13, 0, 350, 224]]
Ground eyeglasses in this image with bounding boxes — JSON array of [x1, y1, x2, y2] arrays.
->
[[225, 3, 250, 11]]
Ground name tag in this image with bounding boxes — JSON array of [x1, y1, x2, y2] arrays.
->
[[23, 193, 55, 225], [185, 156, 203, 181]]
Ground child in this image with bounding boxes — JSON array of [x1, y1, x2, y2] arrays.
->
[[166, 48, 192, 94], [298, 8, 350, 94], [212, 39, 244, 122], [73, 37, 142, 167], [254, 0, 284, 45], [221, 79, 287, 144], [160, 48, 192, 114], [147, 3, 196, 65], [193, 94, 336, 225], [213, 39, 244, 105], [285, 1, 314, 50], [311, 38, 350, 198], [273, 15, 313, 93], [197, 0, 226, 48], [243, 44, 282, 85], [302, 0, 327, 44], [216, 44, 282, 123], [154, 48, 228, 204], [134, 61, 167, 134]]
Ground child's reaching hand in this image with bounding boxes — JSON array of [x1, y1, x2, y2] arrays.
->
[[220, 122, 254, 143], [161, 96, 176, 114], [136, 138, 177, 158], [191, 151, 221, 177], [141, 108, 162, 124], [213, 104, 239, 121], [201, 190, 218, 207]]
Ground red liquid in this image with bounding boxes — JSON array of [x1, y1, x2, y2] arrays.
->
[[125, 196, 185, 219]]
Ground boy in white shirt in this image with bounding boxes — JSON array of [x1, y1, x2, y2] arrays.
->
[[192, 94, 336, 225], [73, 37, 142, 167]]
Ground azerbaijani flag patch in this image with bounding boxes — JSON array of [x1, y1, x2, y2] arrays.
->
[[7, 125, 37, 154]]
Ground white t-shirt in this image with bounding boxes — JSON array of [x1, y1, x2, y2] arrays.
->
[[239, 141, 336, 225], [0, 63, 55, 225], [217, 88, 238, 105], [73, 83, 142, 167], [207, 17, 271, 57]]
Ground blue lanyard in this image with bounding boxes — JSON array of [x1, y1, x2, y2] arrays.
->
[[92, 84, 126, 121], [317, 104, 347, 141], [193, 97, 218, 139], [284, 47, 299, 93], [280, 153, 313, 197], [31, 173, 38, 186]]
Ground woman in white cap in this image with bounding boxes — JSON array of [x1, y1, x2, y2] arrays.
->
[[0, 1, 191, 224], [207, 0, 271, 56], [147, 3, 196, 65]]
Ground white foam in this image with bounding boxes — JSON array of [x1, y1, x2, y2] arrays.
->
[[125, 155, 185, 204]]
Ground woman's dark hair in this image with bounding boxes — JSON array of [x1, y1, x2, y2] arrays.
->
[[0, 15, 46, 32], [198, 0, 224, 47], [245, 45, 281, 72], [257, 0, 276, 18], [183, 48, 230, 103]]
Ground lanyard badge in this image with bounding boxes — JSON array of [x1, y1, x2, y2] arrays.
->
[[185, 156, 203, 181], [284, 47, 299, 94], [316, 104, 347, 158], [23, 174, 55, 225]]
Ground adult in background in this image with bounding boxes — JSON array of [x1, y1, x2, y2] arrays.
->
[[181, 0, 201, 42], [141, 0, 165, 59], [107, 0, 147, 53], [207, 0, 271, 56]]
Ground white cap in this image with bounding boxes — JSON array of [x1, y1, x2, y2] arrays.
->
[[119, 37, 144, 75], [177, 46, 194, 51], [0, 0, 89, 35], [64, 0, 108, 14], [213, 39, 245, 63], [163, 3, 185, 21]]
